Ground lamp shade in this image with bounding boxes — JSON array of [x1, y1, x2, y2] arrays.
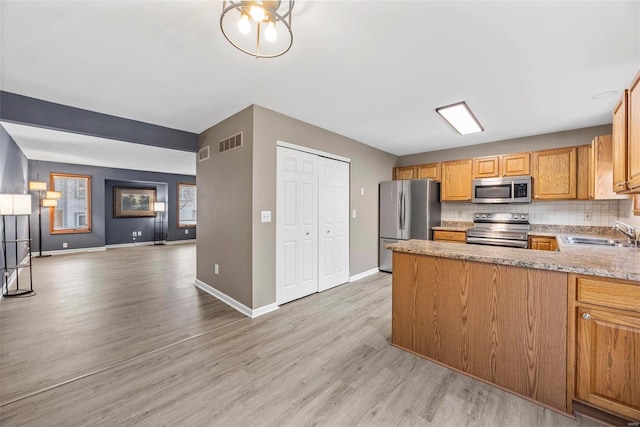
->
[[45, 191, 62, 199], [0, 194, 32, 215], [42, 199, 58, 208], [153, 202, 166, 212], [29, 181, 47, 191]]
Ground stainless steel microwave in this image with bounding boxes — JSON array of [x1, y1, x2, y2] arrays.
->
[[472, 176, 532, 204]]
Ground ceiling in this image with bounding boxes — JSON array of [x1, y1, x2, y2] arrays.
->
[[1, 0, 639, 161]]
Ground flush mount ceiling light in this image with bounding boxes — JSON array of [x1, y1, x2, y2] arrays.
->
[[435, 101, 484, 135], [220, 1, 294, 58], [592, 90, 618, 100]]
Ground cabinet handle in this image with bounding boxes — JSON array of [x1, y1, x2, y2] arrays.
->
[[582, 313, 591, 320]]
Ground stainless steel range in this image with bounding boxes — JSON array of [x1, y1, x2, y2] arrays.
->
[[466, 212, 530, 248]]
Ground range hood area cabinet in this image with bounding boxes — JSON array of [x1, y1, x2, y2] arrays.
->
[[613, 70, 640, 193]]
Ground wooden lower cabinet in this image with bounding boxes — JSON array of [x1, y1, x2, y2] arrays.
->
[[433, 230, 466, 243], [570, 274, 640, 421], [529, 236, 558, 251], [392, 253, 568, 411]]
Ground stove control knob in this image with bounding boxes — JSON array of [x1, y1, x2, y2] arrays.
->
[[513, 215, 518, 219], [481, 214, 486, 218], [521, 215, 526, 219], [475, 214, 480, 218]]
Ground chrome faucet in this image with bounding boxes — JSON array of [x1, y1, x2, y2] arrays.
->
[[612, 221, 637, 247]]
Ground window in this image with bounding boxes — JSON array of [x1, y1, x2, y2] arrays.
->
[[177, 183, 196, 228], [50, 173, 91, 234]]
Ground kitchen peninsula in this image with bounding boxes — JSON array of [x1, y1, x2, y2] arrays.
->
[[387, 239, 640, 421]]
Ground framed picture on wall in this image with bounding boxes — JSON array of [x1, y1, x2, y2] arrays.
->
[[114, 187, 156, 218]]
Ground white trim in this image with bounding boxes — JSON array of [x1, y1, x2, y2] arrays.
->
[[251, 303, 279, 318], [276, 140, 351, 163], [42, 246, 107, 256], [349, 267, 379, 282], [166, 239, 196, 245], [194, 279, 279, 318], [105, 242, 155, 249]]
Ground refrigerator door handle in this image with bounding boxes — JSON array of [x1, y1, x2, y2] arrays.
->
[[400, 191, 405, 230]]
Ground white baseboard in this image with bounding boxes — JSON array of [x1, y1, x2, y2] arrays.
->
[[349, 267, 380, 282], [41, 246, 107, 256], [166, 239, 196, 245], [105, 242, 155, 249], [194, 279, 279, 318]]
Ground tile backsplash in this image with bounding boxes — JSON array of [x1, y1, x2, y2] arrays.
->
[[442, 200, 625, 227]]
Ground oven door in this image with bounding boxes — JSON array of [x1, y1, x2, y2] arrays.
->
[[466, 237, 528, 248]]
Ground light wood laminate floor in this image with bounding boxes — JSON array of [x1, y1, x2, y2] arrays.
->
[[0, 245, 603, 426]]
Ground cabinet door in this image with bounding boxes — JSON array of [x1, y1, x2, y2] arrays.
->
[[577, 145, 591, 200], [590, 135, 627, 200], [502, 152, 531, 176], [529, 236, 557, 251], [532, 147, 577, 200], [613, 91, 629, 192], [417, 163, 440, 181], [473, 156, 499, 178], [576, 307, 640, 421], [627, 72, 640, 191], [394, 166, 417, 180], [441, 159, 473, 201]]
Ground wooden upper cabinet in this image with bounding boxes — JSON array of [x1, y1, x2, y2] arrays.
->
[[441, 159, 473, 201], [417, 163, 440, 181], [501, 152, 531, 176], [612, 90, 629, 192], [393, 166, 417, 180], [473, 156, 500, 178], [590, 136, 627, 200], [577, 145, 591, 200], [628, 71, 640, 191], [532, 147, 577, 200], [473, 153, 530, 179]]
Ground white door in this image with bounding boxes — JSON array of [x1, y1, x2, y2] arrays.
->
[[318, 156, 350, 291], [276, 147, 318, 304]]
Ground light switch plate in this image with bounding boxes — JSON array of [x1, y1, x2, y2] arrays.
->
[[360, 187, 364, 196], [261, 211, 272, 223], [352, 209, 356, 218]]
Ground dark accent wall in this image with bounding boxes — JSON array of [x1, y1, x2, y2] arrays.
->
[[29, 160, 195, 252], [105, 180, 168, 245], [0, 127, 29, 271], [0, 91, 199, 152]]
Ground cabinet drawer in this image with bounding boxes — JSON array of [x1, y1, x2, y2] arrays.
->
[[433, 230, 467, 243], [577, 277, 640, 313]]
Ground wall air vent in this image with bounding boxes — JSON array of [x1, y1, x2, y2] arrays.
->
[[198, 145, 210, 162], [218, 132, 243, 153]]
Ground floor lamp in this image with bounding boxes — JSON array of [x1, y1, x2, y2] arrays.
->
[[29, 180, 61, 258], [153, 202, 166, 245]]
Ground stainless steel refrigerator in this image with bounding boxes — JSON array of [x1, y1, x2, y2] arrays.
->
[[379, 179, 441, 273]]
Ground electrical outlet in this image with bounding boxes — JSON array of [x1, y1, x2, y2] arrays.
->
[[261, 211, 272, 223], [458, 210, 463, 218], [584, 212, 592, 220], [62, 242, 68, 248], [185, 229, 189, 235], [215, 264, 219, 275]]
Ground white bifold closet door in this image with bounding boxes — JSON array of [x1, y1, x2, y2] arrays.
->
[[276, 146, 350, 305], [318, 156, 350, 291], [276, 147, 318, 305]]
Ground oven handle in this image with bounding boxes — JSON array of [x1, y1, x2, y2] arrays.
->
[[511, 180, 515, 202]]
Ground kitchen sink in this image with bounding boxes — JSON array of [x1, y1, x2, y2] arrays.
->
[[560, 236, 627, 247]]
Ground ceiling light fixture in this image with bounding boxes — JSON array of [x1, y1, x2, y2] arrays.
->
[[435, 101, 484, 135], [592, 90, 618, 100], [220, 1, 294, 59]]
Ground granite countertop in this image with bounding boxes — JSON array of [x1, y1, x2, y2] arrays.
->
[[433, 221, 474, 232], [386, 237, 640, 282]]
